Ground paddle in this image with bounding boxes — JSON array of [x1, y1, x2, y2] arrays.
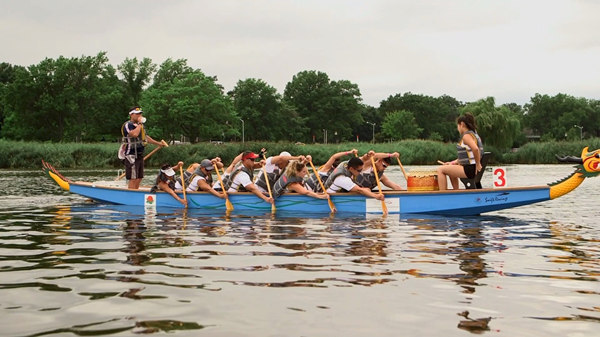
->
[[396, 157, 408, 181], [179, 165, 187, 208], [308, 160, 336, 213], [214, 165, 234, 211], [116, 139, 168, 180], [261, 154, 276, 214], [370, 156, 388, 215]]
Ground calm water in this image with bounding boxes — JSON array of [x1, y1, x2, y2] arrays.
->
[[0, 165, 598, 336]]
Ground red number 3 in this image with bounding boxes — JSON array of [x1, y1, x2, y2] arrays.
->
[[493, 168, 506, 187]]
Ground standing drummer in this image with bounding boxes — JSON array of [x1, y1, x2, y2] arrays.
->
[[356, 152, 405, 190], [120, 106, 165, 190]]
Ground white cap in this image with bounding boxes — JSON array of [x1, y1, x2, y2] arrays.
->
[[279, 151, 291, 157], [129, 107, 143, 115], [161, 167, 176, 177]]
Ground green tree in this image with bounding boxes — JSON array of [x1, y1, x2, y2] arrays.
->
[[230, 78, 305, 141], [353, 105, 382, 143], [381, 110, 422, 140], [379, 92, 460, 141], [460, 97, 520, 150], [0, 62, 19, 135], [118, 57, 156, 106], [142, 69, 237, 143], [283, 71, 363, 142], [2, 52, 126, 141], [524, 93, 593, 140], [152, 58, 194, 86]]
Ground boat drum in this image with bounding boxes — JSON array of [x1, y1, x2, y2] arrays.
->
[[407, 170, 439, 191]]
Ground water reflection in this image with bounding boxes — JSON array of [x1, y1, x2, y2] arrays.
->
[[1, 195, 599, 335]]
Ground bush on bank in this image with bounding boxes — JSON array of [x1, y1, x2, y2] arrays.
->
[[0, 139, 598, 169]]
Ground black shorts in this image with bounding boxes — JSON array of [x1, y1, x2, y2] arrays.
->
[[123, 155, 144, 180], [463, 164, 476, 179]]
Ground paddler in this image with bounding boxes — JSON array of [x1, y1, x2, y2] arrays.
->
[[323, 157, 385, 200], [175, 158, 226, 198], [271, 159, 329, 200], [356, 152, 405, 190], [220, 151, 274, 205], [305, 149, 359, 192], [255, 151, 308, 194], [150, 162, 187, 206]]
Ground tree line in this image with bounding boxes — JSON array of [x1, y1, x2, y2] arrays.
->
[[1, 52, 598, 151]]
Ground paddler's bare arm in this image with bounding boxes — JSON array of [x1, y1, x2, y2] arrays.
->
[[244, 183, 274, 204], [350, 185, 384, 201]]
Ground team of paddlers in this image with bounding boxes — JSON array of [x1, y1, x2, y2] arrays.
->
[[120, 106, 483, 207]]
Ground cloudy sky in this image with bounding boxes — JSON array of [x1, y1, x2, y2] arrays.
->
[[1, 0, 598, 107]]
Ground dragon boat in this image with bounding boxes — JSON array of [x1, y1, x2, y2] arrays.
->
[[43, 147, 600, 216]]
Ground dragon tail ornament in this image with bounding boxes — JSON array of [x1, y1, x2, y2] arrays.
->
[[550, 147, 600, 199]]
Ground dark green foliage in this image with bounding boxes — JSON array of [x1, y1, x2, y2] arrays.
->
[[283, 71, 364, 142], [1, 53, 599, 149], [524, 93, 599, 140], [381, 110, 423, 140], [379, 93, 461, 142], [2, 139, 598, 169], [461, 97, 521, 151]]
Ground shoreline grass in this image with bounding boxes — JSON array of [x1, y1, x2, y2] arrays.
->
[[1, 139, 598, 169]]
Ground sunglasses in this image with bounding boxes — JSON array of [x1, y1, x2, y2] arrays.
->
[[381, 163, 388, 168]]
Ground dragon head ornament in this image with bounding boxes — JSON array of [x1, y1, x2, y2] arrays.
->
[[556, 147, 600, 178]]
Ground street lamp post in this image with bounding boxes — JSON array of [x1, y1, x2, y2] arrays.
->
[[574, 124, 583, 141], [239, 118, 245, 144], [366, 122, 375, 144]]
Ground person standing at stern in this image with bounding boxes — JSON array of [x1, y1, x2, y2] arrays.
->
[[120, 106, 164, 189]]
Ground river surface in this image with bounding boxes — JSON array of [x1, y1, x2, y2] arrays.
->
[[0, 165, 598, 336]]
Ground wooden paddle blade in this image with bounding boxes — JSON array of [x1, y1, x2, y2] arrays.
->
[[328, 198, 337, 213], [370, 156, 388, 215], [308, 160, 336, 213], [179, 166, 187, 208], [396, 157, 409, 181], [226, 198, 234, 211]]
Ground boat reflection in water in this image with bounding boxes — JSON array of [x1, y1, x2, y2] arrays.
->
[[38, 202, 597, 335]]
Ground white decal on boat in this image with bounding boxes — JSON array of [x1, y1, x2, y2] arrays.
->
[[144, 194, 157, 212], [366, 197, 400, 213]]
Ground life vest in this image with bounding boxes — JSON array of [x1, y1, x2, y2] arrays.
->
[[221, 165, 254, 192], [181, 169, 213, 191], [324, 161, 353, 192], [305, 170, 332, 192], [255, 159, 282, 191], [272, 173, 305, 198], [150, 171, 175, 193], [356, 167, 384, 190], [120, 121, 146, 156], [456, 130, 484, 165]]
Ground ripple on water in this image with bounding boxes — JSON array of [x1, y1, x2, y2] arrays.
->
[[0, 166, 599, 336]]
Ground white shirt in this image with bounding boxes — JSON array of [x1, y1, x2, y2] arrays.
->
[[175, 173, 208, 192], [256, 157, 279, 193], [228, 170, 253, 193], [326, 175, 356, 193]]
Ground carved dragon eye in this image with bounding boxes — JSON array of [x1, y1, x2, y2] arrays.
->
[[596, 153, 600, 158]]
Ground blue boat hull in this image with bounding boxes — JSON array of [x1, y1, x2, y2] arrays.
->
[[69, 183, 551, 216]]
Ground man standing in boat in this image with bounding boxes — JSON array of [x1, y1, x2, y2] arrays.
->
[[120, 106, 165, 189], [324, 157, 385, 200]]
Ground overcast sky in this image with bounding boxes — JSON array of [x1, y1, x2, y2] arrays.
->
[[1, 0, 598, 107]]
